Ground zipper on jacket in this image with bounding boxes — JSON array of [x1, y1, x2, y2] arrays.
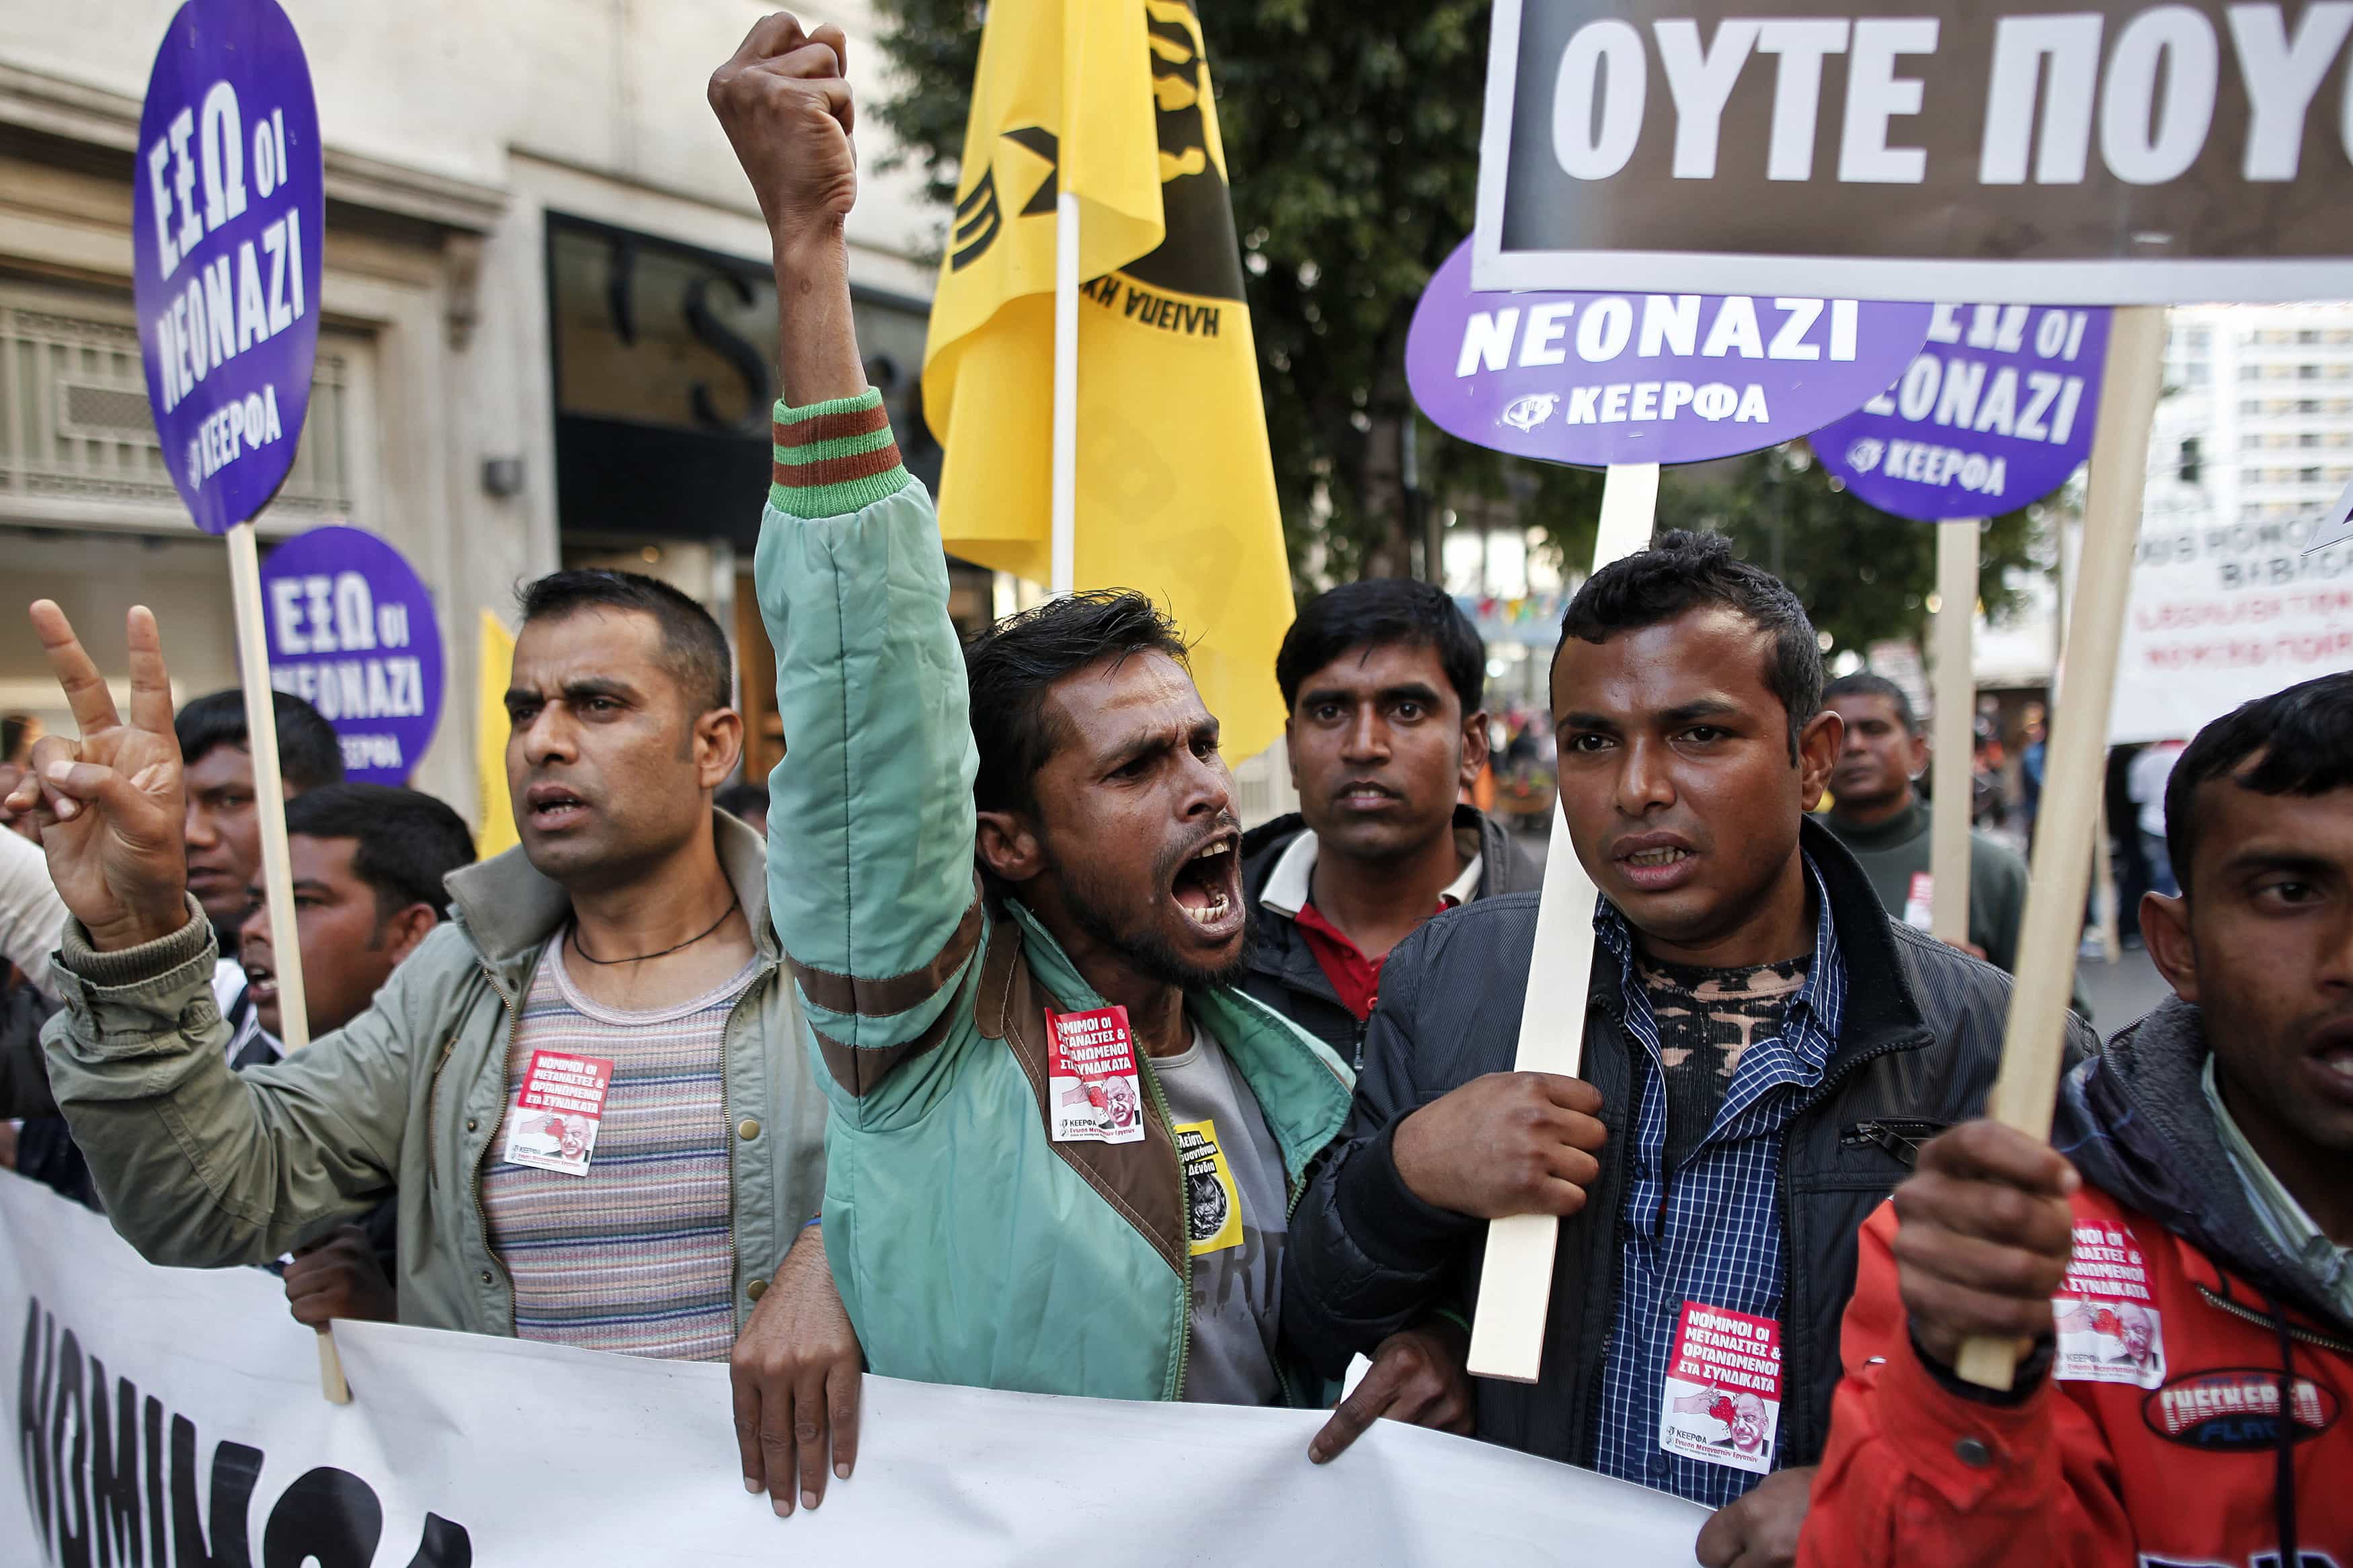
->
[[1770, 1032, 1932, 1457], [470, 992, 520, 1333], [1138, 1053, 1193, 1401], [1840, 1118, 1945, 1167], [715, 964, 779, 1326], [2196, 1282, 2353, 1355]]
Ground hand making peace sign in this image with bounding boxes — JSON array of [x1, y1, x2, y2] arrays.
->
[[5, 602, 192, 952]]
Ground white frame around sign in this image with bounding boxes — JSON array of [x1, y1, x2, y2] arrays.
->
[[1471, 0, 2353, 304]]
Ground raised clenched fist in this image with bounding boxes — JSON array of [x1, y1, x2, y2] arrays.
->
[[709, 13, 859, 247]]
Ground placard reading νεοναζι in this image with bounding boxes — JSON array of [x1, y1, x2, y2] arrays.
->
[[1811, 304, 2111, 520], [1405, 237, 1933, 467], [258, 526, 444, 785], [132, 0, 323, 535]]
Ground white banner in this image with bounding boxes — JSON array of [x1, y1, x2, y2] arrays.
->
[[2111, 505, 2353, 744], [1, 1174, 1708, 1567]]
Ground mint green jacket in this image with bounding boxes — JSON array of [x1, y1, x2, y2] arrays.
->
[[756, 391, 1353, 1403]]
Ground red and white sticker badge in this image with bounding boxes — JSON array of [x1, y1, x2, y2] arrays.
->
[[1659, 1303, 1782, 1475], [500, 1050, 614, 1177], [1045, 1006, 1145, 1145], [2053, 1219, 2165, 1388]]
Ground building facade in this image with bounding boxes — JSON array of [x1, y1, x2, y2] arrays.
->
[[0, 0, 959, 814]]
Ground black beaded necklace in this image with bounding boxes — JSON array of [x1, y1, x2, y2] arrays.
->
[[567, 895, 741, 966]]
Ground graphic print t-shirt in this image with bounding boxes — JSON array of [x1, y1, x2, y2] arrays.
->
[[1153, 1024, 1289, 1406]]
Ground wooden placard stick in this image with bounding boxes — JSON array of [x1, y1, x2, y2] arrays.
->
[[1928, 520, 1980, 947], [1466, 461, 1659, 1383], [225, 520, 350, 1405], [1954, 304, 2167, 1391]]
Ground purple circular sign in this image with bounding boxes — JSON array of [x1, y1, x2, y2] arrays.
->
[[1811, 305, 2113, 521], [259, 527, 444, 786], [1406, 237, 1932, 468], [132, 0, 323, 535]]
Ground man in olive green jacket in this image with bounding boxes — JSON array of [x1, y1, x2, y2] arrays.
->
[[14, 569, 848, 1518]]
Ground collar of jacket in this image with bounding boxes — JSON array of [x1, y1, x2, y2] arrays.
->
[[441, 810, 779, 996], [1239, 802, 1538, 907], [2058, 995, 2353, 1338]]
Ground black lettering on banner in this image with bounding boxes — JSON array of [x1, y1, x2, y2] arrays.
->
[[87, 1361, 138, 1568], [14, 1298, 473, 1568], [50, 1329, 87, 1568], [172, 1415, 260, 1568], [262, 1467, 379, 1568]]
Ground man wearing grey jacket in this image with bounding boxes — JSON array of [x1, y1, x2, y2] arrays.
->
[[10, 569, 852, 1518]]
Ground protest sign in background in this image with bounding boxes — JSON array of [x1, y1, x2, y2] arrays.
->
[[1474, 1, 2353, 300], [1405, 237, 1931, 467], [132, 0, 323, 536], [0, 1175, 1709, 1567], [2110, 507, 2353, 744], [259, 526, 444, 786], [1813, 304, 2112, 519]]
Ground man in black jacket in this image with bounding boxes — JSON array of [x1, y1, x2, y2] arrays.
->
[[1285, 532, 2087, 1565], [1240, 579, 1536, 1066]]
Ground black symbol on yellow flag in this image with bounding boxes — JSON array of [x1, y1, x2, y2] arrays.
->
[[952, 126, 1062, 274], [1129, 0, 1242, 303]]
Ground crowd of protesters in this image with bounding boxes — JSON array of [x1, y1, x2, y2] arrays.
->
[[0, 16, 2344, 1566]]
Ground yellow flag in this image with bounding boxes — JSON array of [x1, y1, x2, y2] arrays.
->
[[922, 0, 1294, 759], [475, 610, 519, 859]]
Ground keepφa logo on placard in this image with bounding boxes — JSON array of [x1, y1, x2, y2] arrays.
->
[[259, 527, 444, 784], [1474, 1, 2353, 301], [132, 0, 324, 534], [1812, 304, 2111, 519], [1404, 237, 1931, 467]]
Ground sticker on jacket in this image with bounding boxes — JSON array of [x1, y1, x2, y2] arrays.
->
[[1658, 1303, 1782, 1475], [1175, 1119, 1242, 1255], [500, 1049, 614, 1176], [1901, 872, 1934, 932], [2052, 1220, 2166, 1389], [1045, 1006, 1144, 1145]]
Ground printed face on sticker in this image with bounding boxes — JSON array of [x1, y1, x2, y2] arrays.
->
[[1728, 1393, 1768, 1454]]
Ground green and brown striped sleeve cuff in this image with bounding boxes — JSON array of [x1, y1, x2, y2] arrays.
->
[[768, 388, 914, 518]]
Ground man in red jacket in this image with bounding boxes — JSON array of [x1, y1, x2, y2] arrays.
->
[[1801, 671, 2353, 1566]]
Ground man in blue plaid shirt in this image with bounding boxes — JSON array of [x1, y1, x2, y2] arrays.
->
[[1287, 532, 2085, 1565]]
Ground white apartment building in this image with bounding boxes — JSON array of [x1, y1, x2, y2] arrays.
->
[[0, 1, 959, 814], [2155, 303, 2353, 530]]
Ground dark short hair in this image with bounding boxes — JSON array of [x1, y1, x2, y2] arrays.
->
[[1557, 530, 1823, 762], [174, 690, 345, 791], [283, 783, 477, 920], [2165, 672, 2353, 895], [715, 781, 769, 823], [515, 569, 733, 714], [965, 590, 1191, 817], [1822, 672, 1919, 735], [1275, 579, 1486, 718]]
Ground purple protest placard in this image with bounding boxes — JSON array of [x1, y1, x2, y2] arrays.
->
[[1811, 306, 2112, 522], [132, 0, 323, 536], [260, 527, 443, 785], [1405, 237, 1932, 468]]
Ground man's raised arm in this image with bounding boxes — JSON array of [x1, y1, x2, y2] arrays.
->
[[715, 15, 982, 1118], [6, 602, 411, 1263]]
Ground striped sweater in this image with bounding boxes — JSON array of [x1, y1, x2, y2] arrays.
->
[[480, 936, 756, 1360]]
